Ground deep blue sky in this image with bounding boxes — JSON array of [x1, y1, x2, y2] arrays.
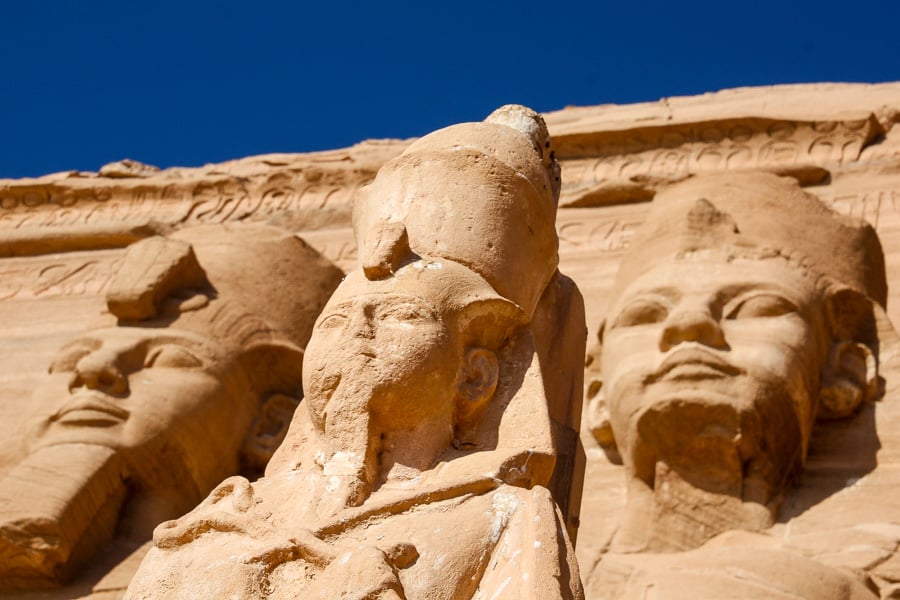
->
[[2, 0, 899, 179]]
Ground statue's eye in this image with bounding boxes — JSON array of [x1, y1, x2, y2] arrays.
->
[[726, 294, 797, 319], [317, 313, 349, 330], [611, 300, 669, 328], [378, 304, 429, 325], [145, 345, 205, 369], [48, 345, 92, 374]]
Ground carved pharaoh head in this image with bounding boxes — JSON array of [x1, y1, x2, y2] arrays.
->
[[302, 245, 528, 507], [587, 173, 885, 549], [28, 224, 343, 501], [276, 105, 563, 509]]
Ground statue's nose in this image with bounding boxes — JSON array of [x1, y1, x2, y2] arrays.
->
[[349, 306, 376, 341], [69, 350, 130, 395], [659, 305, 727, 352]]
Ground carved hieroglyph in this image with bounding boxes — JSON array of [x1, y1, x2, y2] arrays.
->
[[0, 224, 343, 591], [124, 106, 585, 599]]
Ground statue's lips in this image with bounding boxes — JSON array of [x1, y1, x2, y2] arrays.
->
[[53, 393, 130, 426], [645, 348, 744, 383]]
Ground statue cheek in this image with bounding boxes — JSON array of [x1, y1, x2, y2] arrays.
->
[[303, 364, 341, 425], [307, 368, 341, 397]]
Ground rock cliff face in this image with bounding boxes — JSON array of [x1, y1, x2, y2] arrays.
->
[[0, 82, 899, 598]]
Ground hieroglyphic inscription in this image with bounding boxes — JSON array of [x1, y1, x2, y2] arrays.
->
[[294, 207, 655, 274], [558, 219, 638, 254], [0, 251, 122, 300], [556, 206, 649, 257], [295, 227, 357, 272], [0, 170, 371, 232], [558, 117, 881, 207], [813, 186, 900, 231]]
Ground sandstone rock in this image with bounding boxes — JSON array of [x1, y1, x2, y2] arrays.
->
[[0, 224, 342, 593], [0, 82, 899, 598], [98, 160, 160, 179], [125, 105, 585, 600]]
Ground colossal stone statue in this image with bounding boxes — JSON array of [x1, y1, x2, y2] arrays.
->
[[0, 224, 343, 591], [583, 172, 894, 598], [124, 106, 586, 599]]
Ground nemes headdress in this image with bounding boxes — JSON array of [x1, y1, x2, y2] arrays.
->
[[613, 172, 887, 311], [106, 223, 344, 352]]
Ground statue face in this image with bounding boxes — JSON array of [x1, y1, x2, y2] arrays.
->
[[302, 270, 458, 469], [601, 253, 828, 496], [29, 326, 253, 470]]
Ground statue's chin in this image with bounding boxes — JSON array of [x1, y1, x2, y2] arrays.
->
[[612, 388, 809, 552], [629, 395, 793, 507], [616, 403, 783, 554]]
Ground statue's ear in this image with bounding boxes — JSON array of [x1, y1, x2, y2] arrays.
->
[[819, 288, 881, 420], [455, 348, 499, 428], [819, 341, 878, 420], [585, 320, 621, 463], [241, 392, 301, 474]]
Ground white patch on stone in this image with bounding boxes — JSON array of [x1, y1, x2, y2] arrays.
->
[[488, 576, 512, 600], [489, 492, 519, 543], [323, 451, 363, 476]]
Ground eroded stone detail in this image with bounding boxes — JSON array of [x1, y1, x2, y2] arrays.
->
[[0, 82, 899, 598], [582, 173, 891, 598], [124, 106, 585, 600], [0, 225, 342, 591]]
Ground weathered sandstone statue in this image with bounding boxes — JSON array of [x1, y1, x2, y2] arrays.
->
[[583, 172, 895, 598], [124, 106, 585, 599], [0, 224, 343, 591]]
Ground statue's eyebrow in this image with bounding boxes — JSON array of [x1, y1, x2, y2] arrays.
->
[[314, 301, 356, 325], [325, 293, 429, 309], [320, 300, 355, 314], [144, 333, 214, 354], [619, 286, 681, 305], [375, 295, 434, 310], [57, 337, 101, 353], [714, 281, 797, 305]]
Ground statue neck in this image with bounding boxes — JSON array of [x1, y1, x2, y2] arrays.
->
[[614, 463, 777, 553]]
